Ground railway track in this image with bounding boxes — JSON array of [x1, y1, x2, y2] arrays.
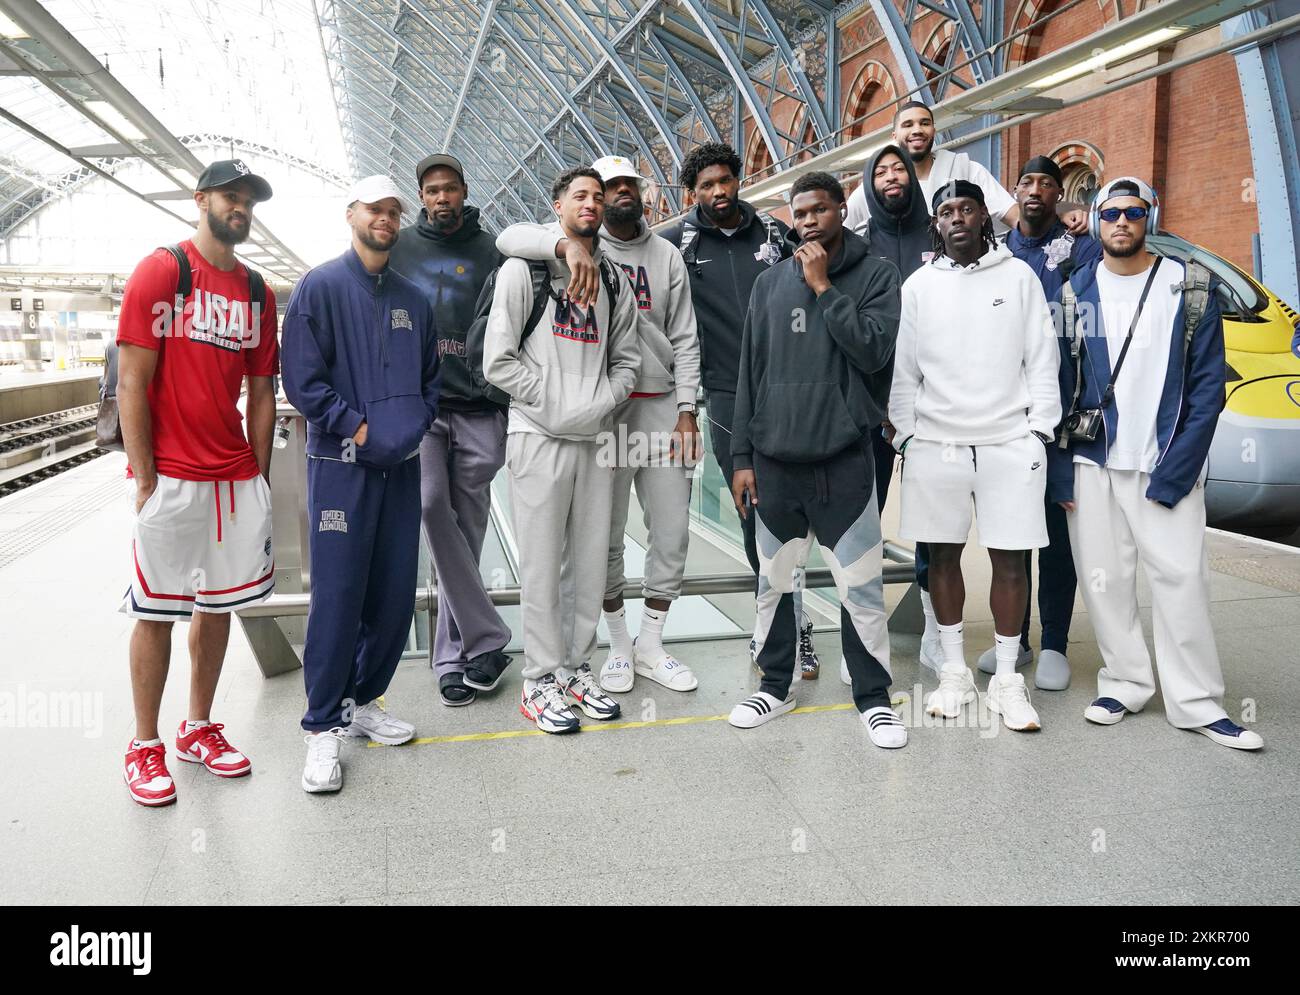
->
[[0, 404, 108, 497]]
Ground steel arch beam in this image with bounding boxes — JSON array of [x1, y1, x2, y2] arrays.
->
[[747, 0, 832, 143], [599, 82, 679, 211], [324, 0, 553, 207], [443, 0, 498, 148], [646, 32, 722, 144]]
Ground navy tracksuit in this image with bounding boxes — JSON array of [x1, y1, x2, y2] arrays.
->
[[282, 249, 440, 731], [1004, 221, 1102, 651]]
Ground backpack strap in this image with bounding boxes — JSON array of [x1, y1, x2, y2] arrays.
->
[[521, 260, 555, 343], [246, 267, 266, 321], [161, 244, 191, 336], [678, 217, 700, 268], [1175, 259, 1212, 347], [758, 211, 781, 245]]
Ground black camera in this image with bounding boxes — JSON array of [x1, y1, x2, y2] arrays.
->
[[1063, 407, 1103, 443]]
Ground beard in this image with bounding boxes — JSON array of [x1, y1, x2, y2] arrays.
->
[[357, 228, 398, 252], [429, 207, 463, 233], [879, 188, 909, 214], [569, 220, 600, 238], [604, 200, 643, 226], [208, 212, 250, 246], [906, 138, 933, 162], [1103, 231, 1146, 258], [699, 197, 735, 225]]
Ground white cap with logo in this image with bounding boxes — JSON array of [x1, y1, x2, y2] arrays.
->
[[347, 175, 414, 218], [591, 155, 645, 188]]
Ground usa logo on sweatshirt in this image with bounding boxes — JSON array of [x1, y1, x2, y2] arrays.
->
[[618, 263, 652, 311], [552, 291, 601, 344]]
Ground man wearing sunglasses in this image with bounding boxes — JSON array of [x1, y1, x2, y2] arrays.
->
[[1048, 177, 1263, 751]]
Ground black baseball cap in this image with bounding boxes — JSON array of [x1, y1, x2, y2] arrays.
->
[[415, 153, 465, 187], [195, 159, 273, 202]]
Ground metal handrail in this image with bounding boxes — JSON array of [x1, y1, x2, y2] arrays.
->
[[238, 545, 918, 620]]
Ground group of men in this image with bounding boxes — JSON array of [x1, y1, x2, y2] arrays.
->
[[116, 99, 1261, 807]]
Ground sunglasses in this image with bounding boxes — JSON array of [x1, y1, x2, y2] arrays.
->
[[1098, 206, 1149, 223]]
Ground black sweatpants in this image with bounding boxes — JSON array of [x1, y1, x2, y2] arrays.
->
[[752, 440, 892, 712]]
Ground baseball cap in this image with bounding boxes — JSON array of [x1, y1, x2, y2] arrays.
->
[[930, 178, 986, 213], [591, 155, 644, 188], [347, 175, 415, 218], [415, 153, 465, 187], [196, 159, 273, 202]]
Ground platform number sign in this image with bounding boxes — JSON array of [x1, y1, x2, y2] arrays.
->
[[9, 298, 19, 311], [32, 298, 43, 311]]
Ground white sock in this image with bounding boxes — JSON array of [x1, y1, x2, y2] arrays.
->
[[637, 607, 668, 660], [604, 607, 634, 659], [994, 632, 1022, 677], [920, 589, 939, 640], [131, 737, 162, 749], [937, 620, 965, 673], [183, 719, 210, 733]]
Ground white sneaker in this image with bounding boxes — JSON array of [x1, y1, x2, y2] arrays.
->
[[1194, 718, 1264, 751], [987, 673, 1041, 731], [919, 632, 944, 676], [728, 691, 796, 729], [861, 706, 907, 749], [925, 666, 976, 718], [346, 699, 416, 745], [839, 656, 851, 686], [563, 664, 622, 720], [302, 729, 345, 793], [599, 651, 634, 693]]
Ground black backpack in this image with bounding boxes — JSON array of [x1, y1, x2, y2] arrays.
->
[[466, 257, 622, 406], [161, 244, 266, 331]]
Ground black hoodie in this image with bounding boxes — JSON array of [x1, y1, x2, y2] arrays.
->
[[731, 230, 900, 468], [388, 204, 504, 411], [862, 144, 932, 283], [661, 200, 790, 396]]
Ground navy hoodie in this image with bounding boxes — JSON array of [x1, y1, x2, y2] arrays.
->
[[282, 247, 440, 468], [387, 204, 504, 412]]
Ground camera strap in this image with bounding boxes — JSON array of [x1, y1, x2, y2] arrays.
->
[[1099, 259, 1161, 409]]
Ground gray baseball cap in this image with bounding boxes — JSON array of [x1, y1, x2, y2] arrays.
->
[[415, 153, 465, 187]]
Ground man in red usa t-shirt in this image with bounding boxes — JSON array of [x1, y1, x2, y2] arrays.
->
[[116, 159, 279, 807]]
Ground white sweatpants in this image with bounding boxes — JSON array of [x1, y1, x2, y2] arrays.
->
[[507, 432, 613, 680], [1066, 463, 1228, 728]]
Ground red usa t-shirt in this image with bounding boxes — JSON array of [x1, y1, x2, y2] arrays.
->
[[117, 241, 279, 482]]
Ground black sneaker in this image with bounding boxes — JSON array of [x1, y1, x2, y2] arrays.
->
[[439, 672, 476, 707], [798, 612, 821, 680], [464, 649, 512, 692]]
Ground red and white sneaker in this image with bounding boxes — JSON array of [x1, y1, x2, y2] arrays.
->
[[124, 742, 176, 807], [175, 721, 252, 778]]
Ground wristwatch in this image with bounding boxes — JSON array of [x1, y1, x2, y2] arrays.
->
[[678, 402, 698, 415]]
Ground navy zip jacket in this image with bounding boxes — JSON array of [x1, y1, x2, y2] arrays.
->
[[1047, 256, 1224, 508], [731, 231, 900, 468], [387, 204, 504, 412], [282, 247, 440, 469], [1004, 218, 1102, 302], [661, 201, 790, 396]]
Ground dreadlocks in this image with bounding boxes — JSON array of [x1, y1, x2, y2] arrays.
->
[[929, 212, 998, 260]]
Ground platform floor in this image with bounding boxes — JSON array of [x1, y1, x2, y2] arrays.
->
[[2, 453, 1298, 906]]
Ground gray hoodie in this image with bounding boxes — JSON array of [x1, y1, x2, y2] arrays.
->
[[483, 221, 641, 441], [496, 220, 700, 407]]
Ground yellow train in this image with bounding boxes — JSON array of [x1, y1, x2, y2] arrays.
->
[[1148, 234, 1300, 532]]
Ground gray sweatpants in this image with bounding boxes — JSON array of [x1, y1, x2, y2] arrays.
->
[[604, 393, 693, 602], [507, 432, 613, 680], [419, 409, 511, 677]]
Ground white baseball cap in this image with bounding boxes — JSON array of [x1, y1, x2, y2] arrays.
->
[[591, 155, 645, 188], [347, 174, 414, 217]]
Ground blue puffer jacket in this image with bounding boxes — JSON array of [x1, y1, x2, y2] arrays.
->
[[1047, 256, 1225, 508], [282, 248, 440, 468]]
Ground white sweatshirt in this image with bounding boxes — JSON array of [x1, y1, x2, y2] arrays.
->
[[497, 220, 700, 407], [483, 222, 641, 441], [889, 243, 1061, 448]]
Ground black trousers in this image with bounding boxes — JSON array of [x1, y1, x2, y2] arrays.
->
[[752, 441, 892, 711]]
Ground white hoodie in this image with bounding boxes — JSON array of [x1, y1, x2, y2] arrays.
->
[[889, 243, 1061, 448]]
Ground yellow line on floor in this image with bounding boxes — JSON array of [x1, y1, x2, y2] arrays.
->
[[366, 697, 908, 748]]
